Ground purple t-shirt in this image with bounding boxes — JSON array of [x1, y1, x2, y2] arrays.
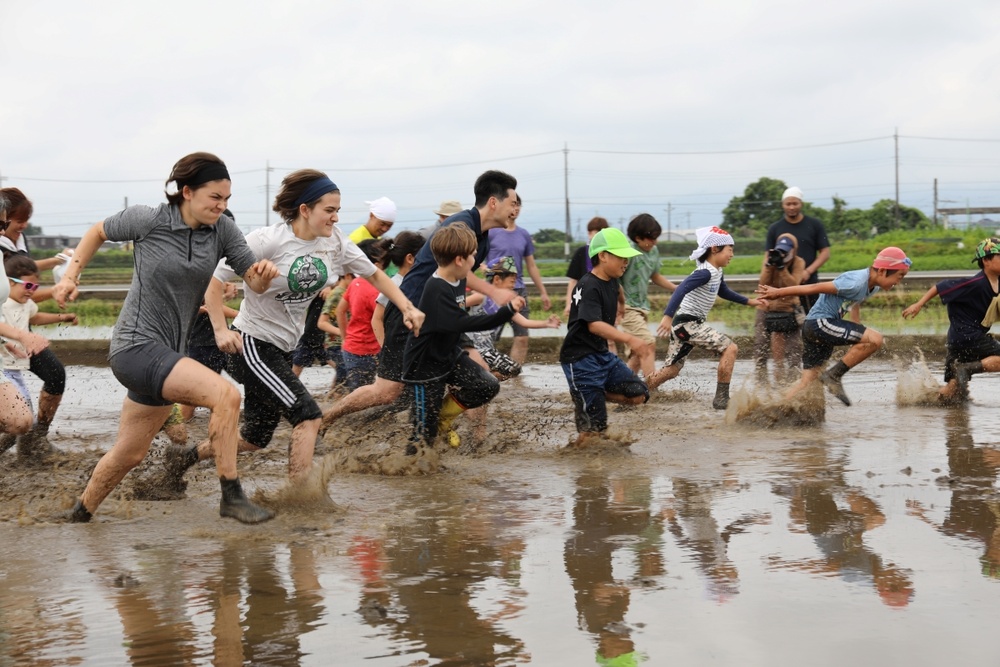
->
[[486, 226, 535, 289]]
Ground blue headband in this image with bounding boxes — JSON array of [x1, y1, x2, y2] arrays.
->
[[293, 177, 339, 207]]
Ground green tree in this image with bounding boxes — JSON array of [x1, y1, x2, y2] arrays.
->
[[532, 228, 570, 244], [721, 177, 788, 234], [25, 223, 43, 235], [867, 199, 930, 233]]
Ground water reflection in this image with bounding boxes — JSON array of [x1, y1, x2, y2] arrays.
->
[[666, 477, 769, 602], [770, 441, 915, 608], [908, 408, 1000, 580], [564, 473, 665, 666], [366, 486, 529, 665]]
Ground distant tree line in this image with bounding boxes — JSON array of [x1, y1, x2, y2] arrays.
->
[[720, 176, 930, 237]]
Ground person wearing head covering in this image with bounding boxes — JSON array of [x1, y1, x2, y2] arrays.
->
[[754, 232, 807, 385], [757, 246, 913, 406], [755, 186, 831, 389], [648, 227, 764, 409], [560, 228, 651, 446], [349, 196, 397, 244], [465, 255, 561, 380], [903, 237, 1000, 400]]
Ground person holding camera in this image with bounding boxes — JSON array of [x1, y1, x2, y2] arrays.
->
[[754, 234, 806, 385]]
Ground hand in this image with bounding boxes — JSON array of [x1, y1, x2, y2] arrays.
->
[[563, 304, 571, 319], [4, 341, 28, 359], [215, 328, 243, 355], [52, 277, 79, 307], [656, 315, 673, 338], [901, 303, 922, 319], [61, 313, 79, 326], [248, 259, 279, 282], [632, 338, 654, 358], [755, 284, 779, 300], [545, 315, 561, 328], [19, 330, 50, 356], [540, 293, 551, 311], [402, 305, 425, 337], [750, 298, 768, 309], [802, 270, 813, 282], [509, 296, 526, 313], [492, 288, 517, 306]]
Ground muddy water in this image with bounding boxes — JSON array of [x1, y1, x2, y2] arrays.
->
[[2, 359, 1000, 666]]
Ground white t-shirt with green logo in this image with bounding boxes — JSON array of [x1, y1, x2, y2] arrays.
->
[[215, 223, 376, 352]]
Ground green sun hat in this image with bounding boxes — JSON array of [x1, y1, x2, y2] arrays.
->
[[589, 228, 642, 259], [485, 256, 517, 278], [972, 237, 1000, 262]]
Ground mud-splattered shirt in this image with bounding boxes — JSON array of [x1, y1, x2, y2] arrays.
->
[[215, 223, 375, 352]]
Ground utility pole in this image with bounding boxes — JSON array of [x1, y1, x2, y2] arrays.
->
[[665, 202, 673, 242], [933, 178, 938, 226], [124, 196, 128, 210], [894, 127, 900, 228], [563, 143, 571, 261]]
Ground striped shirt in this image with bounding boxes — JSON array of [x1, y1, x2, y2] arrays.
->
[[664, 263, 747, 320]]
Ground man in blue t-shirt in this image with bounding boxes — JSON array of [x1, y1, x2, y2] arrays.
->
[[756, 247, 912, 407], [903, 237, 1000, 400]]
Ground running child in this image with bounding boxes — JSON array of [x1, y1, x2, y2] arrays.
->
[[560, 228, 650, 446], [0, 253, 75, 461], [317, 273, 350, 394], [648, 226, 764, 409], [620, 213, 676, 381], [402, 225, 523, 453], [756, 246, 911, 406], [902, 237, 1000, 400], [336, 238, 392, 390], [372, 231, 425, 346], [467, 255, 561, 379]]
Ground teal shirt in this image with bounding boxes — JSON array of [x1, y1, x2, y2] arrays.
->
[[621, 241, 661, 310]]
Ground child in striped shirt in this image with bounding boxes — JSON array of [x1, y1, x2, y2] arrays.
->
[[648, 226, 764, 409]]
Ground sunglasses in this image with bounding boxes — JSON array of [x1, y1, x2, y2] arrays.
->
[[9, 277, 40, 291]]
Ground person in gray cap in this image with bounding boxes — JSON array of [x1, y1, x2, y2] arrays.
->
[[419, 200, 463, 240]]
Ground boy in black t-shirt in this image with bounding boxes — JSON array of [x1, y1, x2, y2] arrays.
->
[[903, 237, 1000, 400], [402, 224, 523, 453], [560, 228, 651, 447]]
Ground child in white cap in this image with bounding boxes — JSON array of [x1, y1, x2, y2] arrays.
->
[[757, 246, 912, 405], [648, 226, 764, 409]]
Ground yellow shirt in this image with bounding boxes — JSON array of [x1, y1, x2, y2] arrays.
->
[[349, 225, 376, 244]]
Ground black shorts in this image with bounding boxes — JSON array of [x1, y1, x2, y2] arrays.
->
[[110, 341, 184, 406], [376, 304, 407, 383], [944, 335, 1000, 381], [801, 318, 867, 370], [227, 331, 322, 448], [188, 343, 228, 375]]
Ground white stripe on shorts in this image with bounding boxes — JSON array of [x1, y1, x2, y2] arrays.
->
[[242, 332, 297, 407]]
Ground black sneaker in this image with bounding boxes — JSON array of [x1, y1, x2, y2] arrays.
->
[[819, 370, 851, 406], [712, 394, 730, 410]]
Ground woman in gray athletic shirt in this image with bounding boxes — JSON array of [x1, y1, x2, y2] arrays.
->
[[52, 152, 278, 525]]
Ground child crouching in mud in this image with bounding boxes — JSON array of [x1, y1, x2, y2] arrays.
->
[[902, 237, 1000, 401], [756, 246, 911, 406], [560, 228, 650, 447]]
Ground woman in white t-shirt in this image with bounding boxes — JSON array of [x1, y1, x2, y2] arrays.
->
[[170, 169, 425, 486]]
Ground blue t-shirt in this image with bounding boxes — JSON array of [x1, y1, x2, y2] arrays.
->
[[806, 268, 879, 320], [400, 208, 489, 304]]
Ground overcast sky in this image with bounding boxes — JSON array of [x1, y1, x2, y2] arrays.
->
[[3, 0, 999, 240]]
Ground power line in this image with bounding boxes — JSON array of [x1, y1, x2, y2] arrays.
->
[[900, 135, 1000, 143], [273, 150, 563, 173], [574, 136, 893, 156]]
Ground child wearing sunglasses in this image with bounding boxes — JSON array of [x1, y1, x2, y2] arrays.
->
[[1, 253, 76, 462]]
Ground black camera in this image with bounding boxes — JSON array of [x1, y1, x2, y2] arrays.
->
[[766, 248, 785, 267]]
